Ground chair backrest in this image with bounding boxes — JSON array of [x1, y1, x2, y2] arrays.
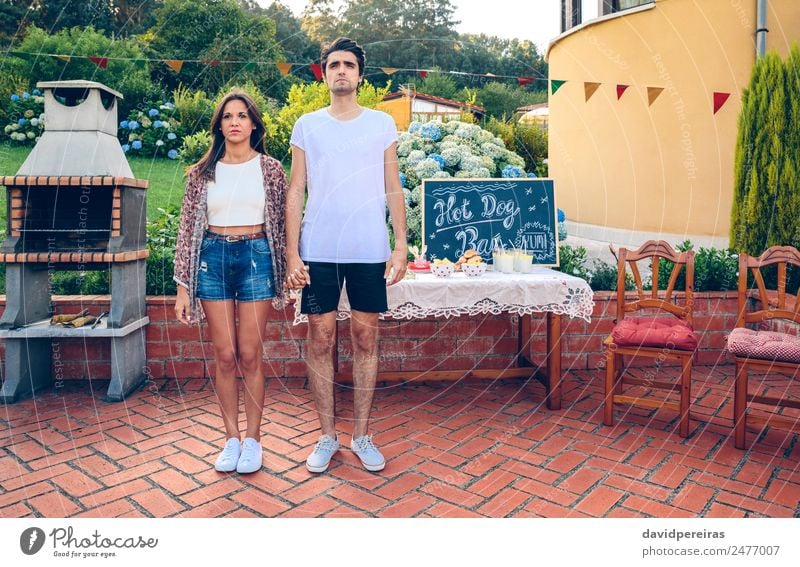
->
[[736, 246, 800, 328], [616, 240, 695, 324]]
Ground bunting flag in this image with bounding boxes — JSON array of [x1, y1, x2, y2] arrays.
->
[[517, 77, 535, 86], [309, 63, 322, 81], [647, 86, 664, 106], [381, 67, 400, 75], [164, 59, 184, 73], [419, 70, 428, 79], [202, 59, 220, 67], [584, 82, 601, 101], [55, 54, 71, 62], [550, 79, 566, 95], [242, 62, 257, 72], [713, 91, 731, 114], [276, 63, 292, 76], [88, 57, 108, 69], [616, 84, 629, 99]]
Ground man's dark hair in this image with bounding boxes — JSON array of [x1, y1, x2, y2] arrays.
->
[[320, 37, 366, 77]]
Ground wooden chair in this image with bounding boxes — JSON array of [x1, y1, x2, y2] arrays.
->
[[603, 240, 697, 437], [727, 246, 800, 449]]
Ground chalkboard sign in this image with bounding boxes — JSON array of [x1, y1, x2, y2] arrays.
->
[[421, 178, 559, 266]]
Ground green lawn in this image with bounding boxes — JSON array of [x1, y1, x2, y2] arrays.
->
[[0, 145, 187, 228]]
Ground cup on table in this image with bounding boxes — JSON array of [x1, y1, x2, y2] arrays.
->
[[494, 250, 514, 274], [514, 249, 534, 273]]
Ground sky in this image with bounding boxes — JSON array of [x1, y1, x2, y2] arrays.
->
[[262, 0, 564, 52]]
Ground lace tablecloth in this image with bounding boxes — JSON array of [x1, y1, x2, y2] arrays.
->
[[292, 267, 594, 325]]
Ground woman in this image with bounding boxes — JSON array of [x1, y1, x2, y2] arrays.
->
[[174, 90, 288, 474]]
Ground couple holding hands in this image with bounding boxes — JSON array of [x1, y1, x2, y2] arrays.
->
[[172, 38, 408, 475]]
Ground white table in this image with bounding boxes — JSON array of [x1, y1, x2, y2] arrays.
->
[[294, 268, 594, 410]]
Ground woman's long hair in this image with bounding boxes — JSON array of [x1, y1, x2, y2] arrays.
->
[[191, 90, 268, 180]]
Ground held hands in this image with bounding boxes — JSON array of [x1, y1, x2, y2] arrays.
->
[[175, 286, 191, 325], [385, 248, 408, 286], [285, 255, 311, 290]]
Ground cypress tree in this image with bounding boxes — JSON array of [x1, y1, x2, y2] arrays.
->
[[776, 43, 800, 249], [730, 51, 790, 254]]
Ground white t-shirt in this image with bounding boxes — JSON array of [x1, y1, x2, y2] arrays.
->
[[290, 107, 397, 263], [207, 155, 265, 226]]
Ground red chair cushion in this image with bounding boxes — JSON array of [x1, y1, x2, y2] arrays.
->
[[611, 317, 698, 351], [726, 328, 800, 363]]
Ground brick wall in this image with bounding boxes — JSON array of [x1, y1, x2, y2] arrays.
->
[[0, 291, 740, 381]]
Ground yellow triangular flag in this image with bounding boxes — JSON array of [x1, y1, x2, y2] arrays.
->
[[165, 59, 184, 73], [55, 55, 71, 62], [584, 82, 601, 101], [276, 63, 292, 76], [381, 67, 400, 75], [647, 87, 664, 106]]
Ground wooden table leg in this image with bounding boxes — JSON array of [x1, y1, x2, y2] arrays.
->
[[546, 312, 562, 410], [518, 314, 531, 366]]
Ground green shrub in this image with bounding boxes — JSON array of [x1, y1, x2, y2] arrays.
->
[[145, 206, 179, 295], [557, 244, 590, 280], [588, 259, 635, 292], [172, 84, 215, 135], [50, 271, 109, 294], [178, 130, 212, 166], [484, 117, 547, 175], [119, 102, 182, 159]]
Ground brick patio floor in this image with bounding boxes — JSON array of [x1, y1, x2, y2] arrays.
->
[[1, 364, 799, 518]]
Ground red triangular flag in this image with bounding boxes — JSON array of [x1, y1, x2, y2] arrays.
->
[[310, 63, 322, 81], [713, 91, 731, 114], [88, 57, 108, 69], [517, 77, 534, 86], [202, 59, 220, 67], [616, 84, 629, 99], [419, 70, 428, 80]]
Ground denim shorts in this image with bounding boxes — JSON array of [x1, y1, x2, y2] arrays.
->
[[196, 234, 275, 302]]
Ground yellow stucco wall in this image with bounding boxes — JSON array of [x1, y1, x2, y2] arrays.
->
[[547, 0, 800, 239], [376, 97, 412, 131]]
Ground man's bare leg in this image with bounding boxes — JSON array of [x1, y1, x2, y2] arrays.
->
[[306, 311, 338, 437], [350, 309, 380, 438]]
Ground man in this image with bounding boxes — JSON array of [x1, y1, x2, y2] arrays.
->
[[285, 37, 407, 473]]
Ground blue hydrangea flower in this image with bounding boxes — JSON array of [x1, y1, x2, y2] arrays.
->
[[120, 120, 129, 129], [22, 92, 30, 99], [163, 102, 175, 109], [501, 165, 523, 178], [122, 144, 130, 152], [128, 120, 139, 130], [428, 153, 446, 169], [148, 108, 160, 117], [167, 149, 178, 160], [557, 208, 566, 223], [408, 122, 422, 134], [399, 172, 406, 188], [153, 120, 163, 128], [10, 94, 20, 101], [32, 89, 41, 96], [419, 122, 442, 141], [17, 118, 26, 126], [167, 132, 177, 140], [527, 172, 537, 178], [131, 140, 143, 150]]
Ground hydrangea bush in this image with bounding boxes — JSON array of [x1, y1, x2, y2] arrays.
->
[[3, 90, 45, 145], [118, 102, 182, 159], [398, 120, 530, 243]]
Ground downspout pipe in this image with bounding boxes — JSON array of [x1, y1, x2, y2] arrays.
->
[[756, 0, 768, 58]]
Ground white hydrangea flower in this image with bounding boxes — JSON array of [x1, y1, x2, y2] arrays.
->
[[440, 148, 461, 167], [460, 155, 483, 171], [432, 171, 451, 178], [415, 158, 441, 178], [407, 149, 426, 166], [397, 141, 414, 157], [480, 142, 503, 159], [473, 167, 491, 178]]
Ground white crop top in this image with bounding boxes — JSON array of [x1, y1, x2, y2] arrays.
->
[[206, 155, 265, 226]]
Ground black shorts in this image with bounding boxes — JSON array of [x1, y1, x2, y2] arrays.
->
[[300, 262, 388, 315]]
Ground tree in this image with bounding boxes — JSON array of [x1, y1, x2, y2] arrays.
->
[[415, 71, 458, 100], [473, 82, 545, 120], [32, 0, 116, 33], [6, 24, 156, 117], [111, 0, 162, 36], [730, 48, 799, 253], [262, 0, 320, 82], [145, 0, 285, 98]]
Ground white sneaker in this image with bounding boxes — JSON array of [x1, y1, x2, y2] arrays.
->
[[306, 434, 339, 473], [214, 438, 240, 472], [350, 435, 386, 472], [236, 437, 263, 474]]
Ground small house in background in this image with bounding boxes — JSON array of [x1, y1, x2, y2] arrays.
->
[[377, 85, 485, 131], [515, 103, 549, 128]]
